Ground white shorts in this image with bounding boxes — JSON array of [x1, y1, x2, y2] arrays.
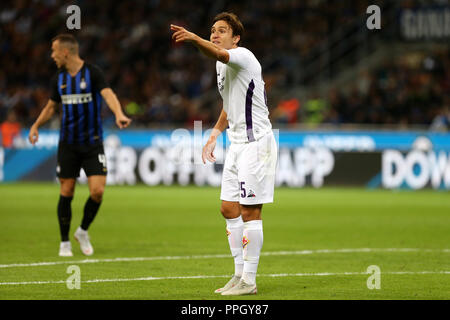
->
[[220, 132, 278, 205]]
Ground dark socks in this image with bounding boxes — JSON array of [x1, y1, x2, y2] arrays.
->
[[57, 195, 73, 241], [81, 197, 101, 231]]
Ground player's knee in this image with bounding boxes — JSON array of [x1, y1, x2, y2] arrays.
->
[[90, 186, 104, 202], [241, 212, 257, 222], [60, 189, 75, 197], [60, 180, 75, 197], [220, 203, 240, 219], [240, 204, 262, 222], [219, 205, 230, 217], [91, 193, 103, 203]]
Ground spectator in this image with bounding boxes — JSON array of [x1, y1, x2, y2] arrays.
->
[[430, 105, 450, 132], [304, 93, 327, 125], [0, 110, 21, 148], [272, 98, 300, 124]]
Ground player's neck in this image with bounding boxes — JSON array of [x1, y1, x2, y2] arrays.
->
[[223, 44, 239, 50], [65, 57, 84, 76]]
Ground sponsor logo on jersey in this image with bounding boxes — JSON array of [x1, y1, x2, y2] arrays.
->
[[61, 93, 93, 104]]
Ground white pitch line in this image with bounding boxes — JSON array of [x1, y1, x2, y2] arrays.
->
[[1, 271, 449, 286], [0, 248, 448, 269]]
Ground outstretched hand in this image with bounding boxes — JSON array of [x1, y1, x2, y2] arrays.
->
[[170, 24, 198, 43]]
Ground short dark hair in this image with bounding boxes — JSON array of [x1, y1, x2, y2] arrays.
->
[[212, 12, 244, 45], [52, 33, 79, 54]]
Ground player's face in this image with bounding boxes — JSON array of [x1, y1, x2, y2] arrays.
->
[[51, 40, 67, 68], [210, 20, 239, 49]]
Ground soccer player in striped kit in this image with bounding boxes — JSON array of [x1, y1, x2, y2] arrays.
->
[[171, 13, 278, 295], [28, 34, 131, 257]]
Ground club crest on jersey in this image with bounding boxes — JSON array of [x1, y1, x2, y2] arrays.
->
[[247, 190, 256, 198], [226, 229, 231, 237], [80, 78, 87, 90], [242, 236, 249, 249]]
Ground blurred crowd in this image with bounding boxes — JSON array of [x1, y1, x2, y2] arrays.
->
[[273, 49, 450, 128], [0, 0, 449, 143]]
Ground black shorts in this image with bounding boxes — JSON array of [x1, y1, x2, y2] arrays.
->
[[57, 142, 107, 178]]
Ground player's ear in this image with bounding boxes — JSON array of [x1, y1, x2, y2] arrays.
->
[[233, 35, 240, 46]]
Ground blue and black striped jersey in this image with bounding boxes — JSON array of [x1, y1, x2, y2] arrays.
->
[[50, 62, 108, 145]]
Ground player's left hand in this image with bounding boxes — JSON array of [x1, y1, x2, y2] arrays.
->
[[28, 125, 39, 145], [170, 24, 197, 43], [202, 137, 217, 164], [116, 114, 132, 129]]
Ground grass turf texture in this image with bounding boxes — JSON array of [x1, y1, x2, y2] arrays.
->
[[0, 183, 449, 300]]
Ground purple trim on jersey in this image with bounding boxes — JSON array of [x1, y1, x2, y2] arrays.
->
[[245, 79, 256, 142], [264, 87, 268, 106]]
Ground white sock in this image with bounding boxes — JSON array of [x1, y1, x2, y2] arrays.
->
[[225, 216, 244, 277], [242, 220, 263, 285]]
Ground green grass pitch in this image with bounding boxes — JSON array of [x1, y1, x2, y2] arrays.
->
[[0, 183, 449, 300]]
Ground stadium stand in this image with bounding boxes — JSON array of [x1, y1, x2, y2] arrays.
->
[[0, 0, 448, 133]]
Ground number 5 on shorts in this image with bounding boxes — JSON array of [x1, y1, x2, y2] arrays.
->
[[240, 181, 246, 198]]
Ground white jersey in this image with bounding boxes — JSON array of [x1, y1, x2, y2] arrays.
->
[[216, 47, 272, 144]]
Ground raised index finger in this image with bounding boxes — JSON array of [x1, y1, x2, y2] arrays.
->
[[170, 24, 182, 31]]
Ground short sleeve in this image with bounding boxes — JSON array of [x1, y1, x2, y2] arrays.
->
[[50, 73, 61, 103], [89, 64, 109, 92], [226, 47, 253, 70]]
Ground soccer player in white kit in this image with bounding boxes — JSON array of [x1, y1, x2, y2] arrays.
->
[[171, 12, 277, 296]]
